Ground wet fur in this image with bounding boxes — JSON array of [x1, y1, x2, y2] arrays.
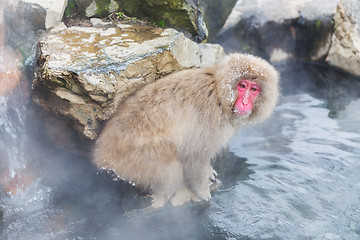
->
[[93, 53, 279, 206]]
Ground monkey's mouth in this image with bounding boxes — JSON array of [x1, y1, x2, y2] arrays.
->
[[233, 109, 251, 116]]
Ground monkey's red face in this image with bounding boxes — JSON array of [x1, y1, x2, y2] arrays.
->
[[234, 79, 260, 116]]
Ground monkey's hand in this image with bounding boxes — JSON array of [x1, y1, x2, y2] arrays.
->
[[210, 169, 218, 183], [209, 170, 221, 192]]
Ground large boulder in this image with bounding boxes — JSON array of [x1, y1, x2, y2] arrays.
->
[[67, 0, 208, 41], [216, 0, 339, 62], [22, 0, 69, 29], [4, 1, 47, 66], [325, 0, 360, 77], [32, 19, 225, 140], [3, 0, 69, 67]]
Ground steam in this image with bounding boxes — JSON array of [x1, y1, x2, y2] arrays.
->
[[2, 1, 359, 239], [0, 4, 210, 238]]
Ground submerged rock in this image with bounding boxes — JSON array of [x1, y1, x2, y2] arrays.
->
[[32, 20, 225, 139], [0, 47, 23, 96]]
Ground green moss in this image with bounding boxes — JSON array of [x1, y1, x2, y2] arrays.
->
[[113, 0, 198, 35], [68, 1, 76, 9], [315, 19, 322, 31], [95, 0, 111, 17], [157, 20, 166, 28], [147, 7, 195, 34], [116, 11, 125, 18], [64, 0, 77, 17], [145, 0, 183, 9], [116, 0, 197, 36]]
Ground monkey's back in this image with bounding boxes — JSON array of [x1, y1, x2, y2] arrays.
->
[[93, 67, 234, 191]]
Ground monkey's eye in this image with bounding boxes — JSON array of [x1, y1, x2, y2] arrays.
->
[[238, 83, 246, 89], [250, 87, 259, 92]]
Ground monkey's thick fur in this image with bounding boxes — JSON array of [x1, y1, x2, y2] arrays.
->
[[93, 54, 279, 207]]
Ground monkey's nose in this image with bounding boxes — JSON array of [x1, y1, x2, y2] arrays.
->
[[242, 96, 249, 105]]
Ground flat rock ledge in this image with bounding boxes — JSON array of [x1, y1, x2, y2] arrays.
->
[[32, 20, 225, 139]]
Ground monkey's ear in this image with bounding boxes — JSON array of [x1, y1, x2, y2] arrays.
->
[[246, 60, 280, 123], [214, 54, 249, 105]]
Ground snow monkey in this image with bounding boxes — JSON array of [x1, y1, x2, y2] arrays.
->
[[93, 53, 280, 207]]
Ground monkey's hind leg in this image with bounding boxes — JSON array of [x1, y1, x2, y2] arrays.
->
[[150, 158, 186, 208], [170, 167, 220, 206], [143, 142, 187, 208], [170, 187, 201, 206]]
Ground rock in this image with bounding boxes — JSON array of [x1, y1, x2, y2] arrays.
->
[[200, 0, 237, 42], [26, 103, 93, 156], [0, 47, 23, 96], [216, 0, 338, 62], [325, 0, 360, 77], [4, 1, 46, 66], [2, 0, 69, 66], [198, 43, 226, 67], [0, 168, 34, 196], [68, 0, 208, 41], [21, 0, 68, 29], [32, 21, 225, 139]]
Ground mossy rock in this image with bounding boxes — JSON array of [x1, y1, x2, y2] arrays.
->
[[69, 0, 207, 41]]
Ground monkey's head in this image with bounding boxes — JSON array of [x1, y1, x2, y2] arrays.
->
[[215, 53, 280, 125]]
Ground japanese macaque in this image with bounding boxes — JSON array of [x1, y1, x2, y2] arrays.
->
[[93, 53, 279, 207]]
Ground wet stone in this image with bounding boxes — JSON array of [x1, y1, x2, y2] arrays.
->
[[0, 47, 23, 96], [32, 20, 225, 139]]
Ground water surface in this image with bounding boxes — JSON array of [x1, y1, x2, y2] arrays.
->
[[0, 62, 359, 240]]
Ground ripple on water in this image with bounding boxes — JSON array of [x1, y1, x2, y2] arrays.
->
[[210, 93, 360, 240]]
